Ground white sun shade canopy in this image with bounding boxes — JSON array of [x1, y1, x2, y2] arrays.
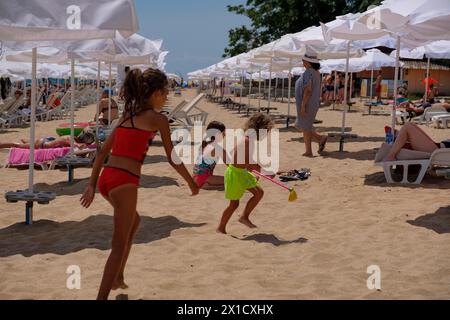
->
[[4, 33, 163, 66], [0, 0, 139, 41], [252, 22, 365, 60], [362, 0, 450, 43], [322, 49, 403, 73], [390, 40, 450, 59]]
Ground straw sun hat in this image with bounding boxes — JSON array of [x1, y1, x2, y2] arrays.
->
[[302, 54, 320, 64]]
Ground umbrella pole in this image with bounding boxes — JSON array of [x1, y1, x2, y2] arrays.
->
[[239, 72, 243, 106], [275, 77, 278, 101], [340, 41, 351, 152], [424, 57, 430, 103], [258, 69, 262, 111], [281, 76, 285, 103], [96, 61, 101, 136], [333, 70, 337, 110], [108, 62, 112, 127], [370, 68, 374, 106], [70, 57, 75, 154], [24, 48, 38, 225], [392, 36, 401, 133], [248, 70, 252, 108], [268, 57, 273, 109], [287, 59, 292, 128], [349, 72, 353, 106]]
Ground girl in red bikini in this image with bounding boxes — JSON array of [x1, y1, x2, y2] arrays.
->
[[80, 68, 199, 300]]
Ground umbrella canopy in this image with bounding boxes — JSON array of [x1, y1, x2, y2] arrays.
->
[[5, 33, 164, 67], [0, 0, 138, 42], [363, 0, 450, 42], [391, 40, 450, 59], [322, 49, 402, 73]]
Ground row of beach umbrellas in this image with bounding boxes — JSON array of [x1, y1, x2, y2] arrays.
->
[[189, 0, 450, 135], [0, 0, 167, 224]]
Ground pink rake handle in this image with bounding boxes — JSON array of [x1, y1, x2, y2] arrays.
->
[[252, 170, 291, 191]]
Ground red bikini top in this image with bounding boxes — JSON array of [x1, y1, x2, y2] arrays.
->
[[111, 115, 157, 163]]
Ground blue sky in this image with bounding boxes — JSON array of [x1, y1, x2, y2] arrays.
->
[[134, 0, 250, 79]]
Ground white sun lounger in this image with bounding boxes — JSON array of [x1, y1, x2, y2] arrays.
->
[[171, 93, 208, 128], [375, 144, 450, 184], [432, 114, 450, 129]]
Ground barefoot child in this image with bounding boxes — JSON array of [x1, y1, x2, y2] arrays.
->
[[217, 113, 274, 234], [80, 68, 199, 300], [193, 121, 226, 190]]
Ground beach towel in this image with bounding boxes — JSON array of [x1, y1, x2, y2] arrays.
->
[[7, 147, 71, 166]]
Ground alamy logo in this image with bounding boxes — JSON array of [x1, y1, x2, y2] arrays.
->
[[66, 5, 81, 30], [66, 265, 81, 290], [365, 5, 382, 30], [367, 265, 381, 290]]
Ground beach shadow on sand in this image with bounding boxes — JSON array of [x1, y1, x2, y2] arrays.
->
[[0, 214, 206, 257], [0, 129, 20, 135], [143, 155, 168, 165], [321, 149, 378, 161], [233, 233, 308, 247], [364, 172, 450, 189], [33, 175, 179, 196], [407, 206, 450, 234]]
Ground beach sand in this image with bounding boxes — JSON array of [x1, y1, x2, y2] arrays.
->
[[0, 89, 449, 300]]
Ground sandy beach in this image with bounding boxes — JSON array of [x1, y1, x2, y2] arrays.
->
[[0, 88, 449, 300]]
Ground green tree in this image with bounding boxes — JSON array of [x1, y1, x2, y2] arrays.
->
[[223, 0, 382, 57]]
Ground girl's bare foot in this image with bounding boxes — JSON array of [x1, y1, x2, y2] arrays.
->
[[239, 218, 257, 229], [216, 227, 227, 234], [112, 280, 129, 291], [302, 152, 314, 158]]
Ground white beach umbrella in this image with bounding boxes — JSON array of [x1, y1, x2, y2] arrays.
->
[[251, 23, 365, 127], [0, 0, 138, 41], [357, 0, 450, 130], [0, 0, 139, 225]]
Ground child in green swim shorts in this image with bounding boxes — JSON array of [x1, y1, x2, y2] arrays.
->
[[217, 113, 274, 234]]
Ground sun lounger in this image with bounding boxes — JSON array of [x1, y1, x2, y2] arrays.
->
[[412, 105, 448, 125], [0, 97, 15, 113], [171, 93, 208, 128], [375, 143, 450, 184], [165, 100, 188, 119], [432, 114, 450, 129], [49, 149, 96, 183], [5, 147, 72, 170]]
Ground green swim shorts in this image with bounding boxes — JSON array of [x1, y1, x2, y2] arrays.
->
[[225, 165, 259, 200]]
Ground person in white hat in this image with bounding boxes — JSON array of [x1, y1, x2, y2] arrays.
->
[[295, 53, 328, 157]]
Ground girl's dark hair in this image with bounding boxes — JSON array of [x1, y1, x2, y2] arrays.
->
[[311, 62, 321, 71], [244, 113, 274, 139], [121, 68, 168, 115], [203, 121, 226, 148]]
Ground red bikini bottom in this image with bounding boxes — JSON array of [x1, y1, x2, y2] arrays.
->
[[98, 167, 140, 198]]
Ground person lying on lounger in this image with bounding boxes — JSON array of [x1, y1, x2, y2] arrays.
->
[[383, 122, 450, 162], [396, 90, 433, 119], [0, 132, 95, 150]]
